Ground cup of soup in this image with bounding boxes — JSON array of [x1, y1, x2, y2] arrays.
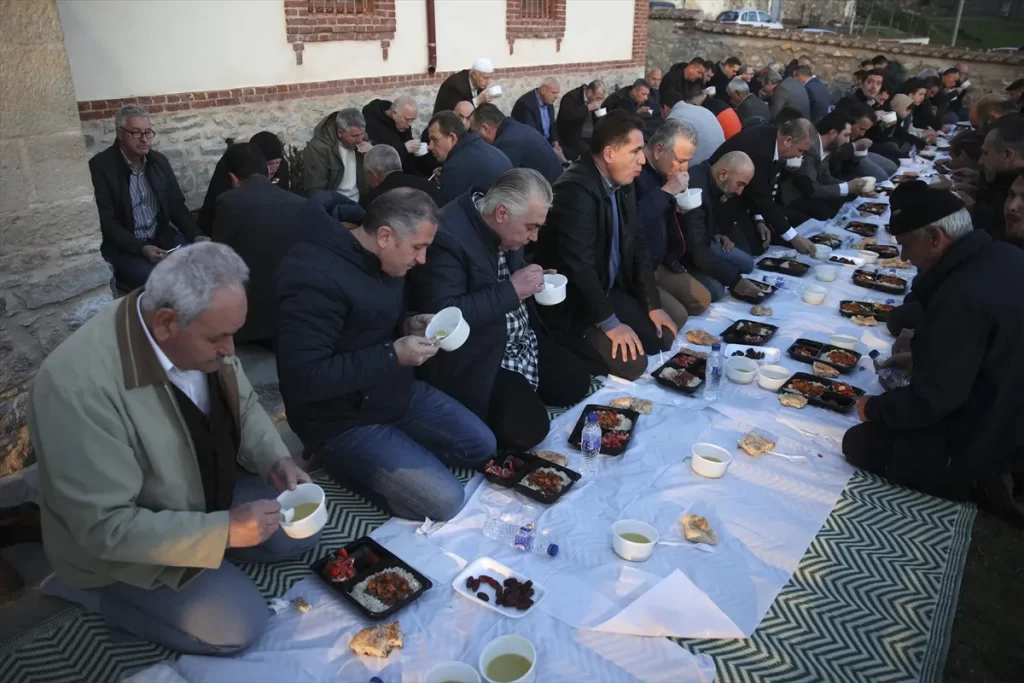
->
[[480, 635, 536, 683], [612, 520, 659, 562], [277, 483, 327, 539]]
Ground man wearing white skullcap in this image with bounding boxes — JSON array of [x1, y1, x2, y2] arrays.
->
[[433, 57, 497, 114]]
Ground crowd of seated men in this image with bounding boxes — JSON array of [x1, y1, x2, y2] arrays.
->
[[23, 50, 1020, 656]]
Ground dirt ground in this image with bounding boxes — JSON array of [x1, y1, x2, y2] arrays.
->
[[943, 511, 1024, 683]]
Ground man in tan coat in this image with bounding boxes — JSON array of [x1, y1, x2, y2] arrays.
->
[[29, 242, 319, 655]]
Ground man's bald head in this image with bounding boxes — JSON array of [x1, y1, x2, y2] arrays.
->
[[711, 151, 754, 198], [538, 77, 561, 105], [453, 101, 475, 127]]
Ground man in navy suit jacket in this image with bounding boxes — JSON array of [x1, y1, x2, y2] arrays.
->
[[471, 104, 564, 184], [511, 78, 564, 158], [804, 72, 831, 122]]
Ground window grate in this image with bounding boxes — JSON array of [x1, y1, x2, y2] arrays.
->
[[308, 0, 375, 15], [519, 0, 553, 20]]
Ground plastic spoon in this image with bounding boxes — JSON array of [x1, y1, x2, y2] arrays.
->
[[280, 508, 295, 523]]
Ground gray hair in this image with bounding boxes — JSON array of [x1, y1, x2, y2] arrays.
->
[[364, 187, 440, 239], [541, 77, 559, 89], [761, 70, 782, 87], [336, 108, 366, 130], [726, 77, 749, 96], [779, 118, 814, 142], [479, 168, 553, 219], [930, 207, 974, 241], [115, 104, 149, 128], [141, 243, 249, 326], [648, 118, 699, 151], [587, 79, 606, 94], [364, 145, 403, 177], [389, 96, 417, 116]]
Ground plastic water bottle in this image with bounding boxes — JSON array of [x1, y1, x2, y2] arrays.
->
[[869, 350, 910, 391], [580, 412, 602, 477], [482, 514, 559, 557], [704, 343, 723, 402]]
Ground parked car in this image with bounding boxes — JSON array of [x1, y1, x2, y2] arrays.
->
[[716, 9, 784, 29], [991, 45, 1024, 53], [799, 27, 838, 35], [649, 1, 683, 9]]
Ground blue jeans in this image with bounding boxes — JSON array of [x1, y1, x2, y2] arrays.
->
[[321, 381, 496, 522], [691, 243, 755, 301], [103, 231, 188, 290]]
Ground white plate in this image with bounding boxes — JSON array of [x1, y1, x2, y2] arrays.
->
[[724, 344, 781, 364], [827, 252, 865, 268], [452, 557, 545, 619]]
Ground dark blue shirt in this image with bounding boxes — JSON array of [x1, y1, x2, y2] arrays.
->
[[535, 89, 551, 140]]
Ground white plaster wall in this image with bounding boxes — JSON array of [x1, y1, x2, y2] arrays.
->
[[58, 0, 635, 101]]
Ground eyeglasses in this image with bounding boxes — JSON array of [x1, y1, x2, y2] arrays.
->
[[119, 127, 156, 140]]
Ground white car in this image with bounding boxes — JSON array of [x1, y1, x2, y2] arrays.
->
[[716, 9, 784, 29]]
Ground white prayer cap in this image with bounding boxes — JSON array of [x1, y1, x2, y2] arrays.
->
[[472, 58, 494, 74]]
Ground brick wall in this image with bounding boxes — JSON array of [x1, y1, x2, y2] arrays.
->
[[506, 0, 567, 54]]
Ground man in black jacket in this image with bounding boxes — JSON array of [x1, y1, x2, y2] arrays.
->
[[659, 58, 705, 103], [708, 57, 742, 103], [974, 114, 1024, 242], [532, 111, 677, 381], [408, 170, 591, 450], [843, 182, 1024, 520], [427, 111, 513, 205], [556, 80, 606, 161], [470, 104, 563, 184], [708, 120, 817, 256], [728, 77, 771, 127], [362, 145, 443, 208], [275, 189, 495, 522], [211, 144, 306, 347], [510, 77, 560, 148], [683, 153, 760, 301], [603, 79, 653, 118], [433, 58, 496, 114], [89, 105, 207, 289], [362, 96, 423, 176], [634, 119, 711, 328]]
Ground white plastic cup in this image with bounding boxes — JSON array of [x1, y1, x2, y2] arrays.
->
[[674, 188, 702, 210], [854, 148, 868, 158], [786, 156, 803, 170], [801, 284, 827, 305], [594, 107, 608, 117], [534, 273, 567, 306], [860, 176, 876, 192], [424, 662, 481, 683], [704, 86, 717, 96], [276, 483, 327, 539], [487, 85, 503, 97], [612, 520, 659, 562], [414, 142, 429, 157], [426, 307, 470, 351], [814, 265, 838, 282], [690, 443, 732, 478], [829, 334, 858, 350], [480, 635, 536, 683]]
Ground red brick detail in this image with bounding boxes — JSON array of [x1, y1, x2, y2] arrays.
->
[[631, 0, 649, 64], [506, 0, 566, 46], [284, 0, 395, 45]]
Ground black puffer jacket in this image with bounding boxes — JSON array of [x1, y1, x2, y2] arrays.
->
[[274, 193, 413, 446], [363, 99, 417, 175]]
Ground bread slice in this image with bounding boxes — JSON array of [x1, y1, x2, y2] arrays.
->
[[812, 362, 840, 379], [350, 622, 403, 658], [739, 432, 776, 457], [609, 397, 653, 415], [533, 450, 568, 467], [779, 393, 809, 409]]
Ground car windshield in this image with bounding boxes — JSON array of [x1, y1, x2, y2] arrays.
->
[[717, 11, 737, 22]]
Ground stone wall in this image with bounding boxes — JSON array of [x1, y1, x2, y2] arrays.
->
[[0, 0, 112, 487], [679, 0, 854, 25], [79, 66, 644, 206], [648, 18, 1024, 101]]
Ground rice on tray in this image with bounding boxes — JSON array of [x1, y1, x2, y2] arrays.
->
[[350, 567, 422, 613], [521, 467, 572, 494]]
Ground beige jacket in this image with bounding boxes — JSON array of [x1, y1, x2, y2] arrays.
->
[[28, 290, 288, 590]]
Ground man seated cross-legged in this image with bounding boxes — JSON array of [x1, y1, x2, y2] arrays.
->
[[275, 188, 496, 522], [30, 243, 317, 655]]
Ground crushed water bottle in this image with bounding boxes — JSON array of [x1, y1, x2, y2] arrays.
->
[[482, 505, 559, 557], [704, 343, 723, 402], [869, 350, 910, 391], [580, 412, 602, 477]]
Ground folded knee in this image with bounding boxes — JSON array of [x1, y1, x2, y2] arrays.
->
[[614, 355, 648, 382]]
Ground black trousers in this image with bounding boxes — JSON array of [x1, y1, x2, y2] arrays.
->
[[578, 288, 673, 381], [843, 421, 952, 496], [886, 300, 923, 337], [486, 333, 593, 451]]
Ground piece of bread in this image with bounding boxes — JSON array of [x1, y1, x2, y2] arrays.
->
[[609, 397, 653, 415], [685, 329, 720, 346], [739, 432, 776, 457], [750, 304, 773, 317], [812, 362, 840, 379], [878, 257, 911, 269], [682, 514, 718, 545], [779, 393, 809, 409], [533, 450, 568, 467], [350, 622, 403, 658], [851, 315, 878, 327]]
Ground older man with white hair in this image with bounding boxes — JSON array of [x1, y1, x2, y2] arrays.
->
[[843, 181, 1024, 523], [434, 57, 496, 114], [362, 145, 444, 208], [727, 77, 770, 126], [89, 104, 208, 290], [511, 76, 562, 147], [30, 243, 316, 654], [363, 95, 423, 175], [408, 169, 592, 450]]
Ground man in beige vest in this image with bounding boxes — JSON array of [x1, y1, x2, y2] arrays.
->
[[30, 242, 318, 655]]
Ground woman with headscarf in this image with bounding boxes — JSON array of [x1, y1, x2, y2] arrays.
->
[[197, 131, 290, 235]]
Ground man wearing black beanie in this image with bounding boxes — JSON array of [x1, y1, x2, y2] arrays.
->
[[843, 181, 1024, 526]]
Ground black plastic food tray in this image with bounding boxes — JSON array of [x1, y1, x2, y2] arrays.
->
[[513, 459, 582, 504], [858, 203, 888, 215], [839, 300, 896, 322], [568, 404, 639, 456], [852, 269, 908, 294], [779, 372, 865, 414], [786, 338, 863, 374], [731, 278, 777, 305], [845, 221, 878, 237], [810, 233, 843, 249], [311, 537, 433, 620], [859, 244, 899, 259], [756, 257, 810, 277], [720, 319, 779, 346], [482, 452, 541, 488], [651, 350, 707, 395]]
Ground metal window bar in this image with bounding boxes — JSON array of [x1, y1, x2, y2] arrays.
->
[[520, 0, 553, 20], [309, 0, 375, 15]]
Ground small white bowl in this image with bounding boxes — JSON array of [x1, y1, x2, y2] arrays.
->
[[413, 141, 429, 157], [674, 188, 702, 210], [595, 107, 608, 117], [277, 483, 327, 539], [854, 148, 868, 158], [612, 520, 659, 562], [487, 84, 503, 97], [776, 248, 797, 259], [802, 284, 827, 305], [424, 662, 481, 683], [785, 156, 803, 170], [534, 273, 567, 306], [813, 245, 833, 261], [704, 86, 717, 96], [480, 635, 536, 683], [426, 306, 470, 351], [725, 356, 758, 384], [815, 265, 838, 282], [859, 176, 877, 192], [880, 111, 898, 124], [691, 443, 732, 478], [829, 334, 858, 350], [757, 364, 790, 391], [856, 249, 879, 264]]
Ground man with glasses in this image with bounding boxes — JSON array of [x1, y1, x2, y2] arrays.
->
[[89, 104, 207, 290], [363, 95, 423, 176]]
